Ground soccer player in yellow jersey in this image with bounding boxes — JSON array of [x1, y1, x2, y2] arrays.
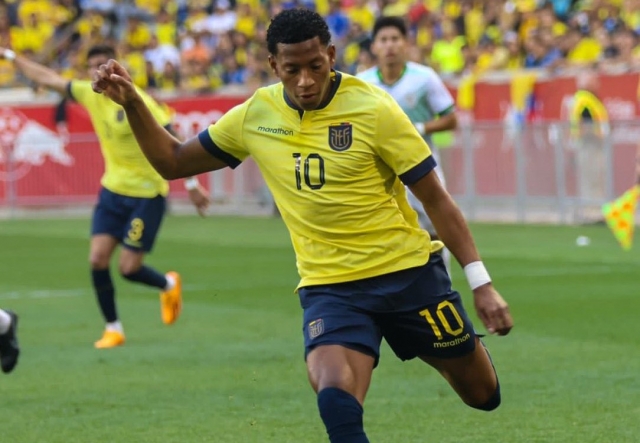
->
[[92, 9, 513, 442], [0, 44, 210, 349]]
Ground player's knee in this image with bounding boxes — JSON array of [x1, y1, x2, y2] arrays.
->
[[89, 252, 110, 270], [119, 263, 142, 278], [467, 382, 501, 412]]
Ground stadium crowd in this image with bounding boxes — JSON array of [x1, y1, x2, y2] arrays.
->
[[0, 0, 639, 95]]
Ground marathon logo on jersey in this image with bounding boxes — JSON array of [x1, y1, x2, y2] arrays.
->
[[328, 122, 352, 151], [308, 319, 325, 339], [257, 126, 293, 136]]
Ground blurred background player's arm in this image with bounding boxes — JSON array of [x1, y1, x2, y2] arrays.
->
[[0, 47, 68, 95], [415, 69, 458, 136], [419, 111, 457, 135]]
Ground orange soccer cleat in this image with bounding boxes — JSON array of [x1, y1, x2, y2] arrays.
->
[[94, 329, 125, 349], [160, 271, 182, 325]]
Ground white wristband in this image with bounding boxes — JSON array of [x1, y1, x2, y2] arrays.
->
[[464, 261, 491, 290], [184, 177, 199, 191], [414, 122, 425, 135], [3, 49, 16, 61]]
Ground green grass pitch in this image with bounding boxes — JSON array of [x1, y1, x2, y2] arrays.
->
[[1, 215, 639, 442]]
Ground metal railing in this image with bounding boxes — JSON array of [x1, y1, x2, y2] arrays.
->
[[1, 121, 638, 223]]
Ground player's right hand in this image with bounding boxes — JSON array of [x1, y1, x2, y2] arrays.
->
[[91, 59, 139, 106], [472, 284, 513, 336]]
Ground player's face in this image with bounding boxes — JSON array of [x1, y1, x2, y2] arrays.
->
[[372, 27, 407, 66], [87, 55, 110, 78], [269, 37, 336, 111]]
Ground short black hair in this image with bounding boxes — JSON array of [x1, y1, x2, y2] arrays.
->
[[87, 44, 116, 60], [372, 16, 407, 40], [266, 8, 331, 55]]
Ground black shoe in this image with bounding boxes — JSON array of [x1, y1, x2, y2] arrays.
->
[[0, 311, 19, 374]]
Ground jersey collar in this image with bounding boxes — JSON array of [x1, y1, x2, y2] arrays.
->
[[283, 70, 342, 112], [376, 63, 407, 87]]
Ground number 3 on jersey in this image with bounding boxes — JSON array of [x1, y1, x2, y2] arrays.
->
[[293, 153, 325, 190]]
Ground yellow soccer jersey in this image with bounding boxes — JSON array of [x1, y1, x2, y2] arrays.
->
[[199, 72, 439, 288], [69, 80, 170, 197]]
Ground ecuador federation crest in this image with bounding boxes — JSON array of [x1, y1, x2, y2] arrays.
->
[[308, 319, 325, 339], [328, 122, 352, 152]]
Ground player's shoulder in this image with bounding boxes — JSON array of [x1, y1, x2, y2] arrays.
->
[[240, 82, 284, 111], [354, 66, 379, 82], [339, 71, 389, 101], [68, 79, 92, 97], [405, 61, 439, 79]]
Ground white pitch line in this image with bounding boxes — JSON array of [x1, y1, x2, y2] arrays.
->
[[0, 284, 210, 301]]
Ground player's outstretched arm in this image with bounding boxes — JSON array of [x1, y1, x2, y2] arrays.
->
[[0, 48, 68, 95], [409, 172, 514, 336], [92, 59, 228, 179]]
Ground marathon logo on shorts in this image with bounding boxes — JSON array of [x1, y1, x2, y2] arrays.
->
[[328, 123, 352, 152], [308, 319, 324, 339]]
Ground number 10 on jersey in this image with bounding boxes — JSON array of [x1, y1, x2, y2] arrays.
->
[[293, 153, 325, 190]]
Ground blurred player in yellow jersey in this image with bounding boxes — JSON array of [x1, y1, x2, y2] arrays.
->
[[91, 9, 513, 442], [0, 45, 210, 349]]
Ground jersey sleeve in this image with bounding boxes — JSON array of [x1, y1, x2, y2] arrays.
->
[[423, 68, 455, 116], [374, 93, 436, 186], [137, 88, 172, 127], [67, 80, 91, 107], [197, 100, 251, 169]]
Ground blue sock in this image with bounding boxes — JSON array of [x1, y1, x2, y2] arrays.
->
[[92, 268, 117, 322], [473, 381, 501, 411], [317, 388, 369, 443], [122, 265, 167, 289]]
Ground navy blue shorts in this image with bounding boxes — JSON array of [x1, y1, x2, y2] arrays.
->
[[299, 252, 478, 365], [91, 187, 166, 253]]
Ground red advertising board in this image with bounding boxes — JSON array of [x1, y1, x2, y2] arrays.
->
[[0, 72, 638, 206]]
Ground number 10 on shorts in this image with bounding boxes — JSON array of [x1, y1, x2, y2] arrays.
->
[[419, 300, 465, 340]]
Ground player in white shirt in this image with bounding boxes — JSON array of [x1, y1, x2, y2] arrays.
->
[[358, 16, 458, 271]]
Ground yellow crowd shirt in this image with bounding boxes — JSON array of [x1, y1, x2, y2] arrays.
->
[[199, 72, 438, 288], [69, 80, 170, 197]]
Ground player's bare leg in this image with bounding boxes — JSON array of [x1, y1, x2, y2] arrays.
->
[[307, 344, 375, 443], [420, 337, 500, 410], [118, 248, 182, 325]]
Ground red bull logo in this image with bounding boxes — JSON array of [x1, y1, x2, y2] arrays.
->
[[0, 108, 73, 181]]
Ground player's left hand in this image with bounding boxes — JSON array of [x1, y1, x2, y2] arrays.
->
[[188, 186, 210, 217], [472, 284, 513, 336], [91, 59, 138, 106]]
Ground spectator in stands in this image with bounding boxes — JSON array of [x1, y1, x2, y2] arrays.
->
[[155, 59, 181, 93], [144, 34, 180, 75], [326, 0, 351, 43], [12, 11, 55, 55], [611, 27, 640, 68], [220, 53, 246, 84], [524, 33, 562, 69], [154, 8, 178, 46], [197, 0, 237, 36], [122, 12, 152, 52], [0, 0, 638, 92], [430, 19, 465, 75]]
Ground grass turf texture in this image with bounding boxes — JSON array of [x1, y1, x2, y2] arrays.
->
[[1, 216, 639, 442]]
